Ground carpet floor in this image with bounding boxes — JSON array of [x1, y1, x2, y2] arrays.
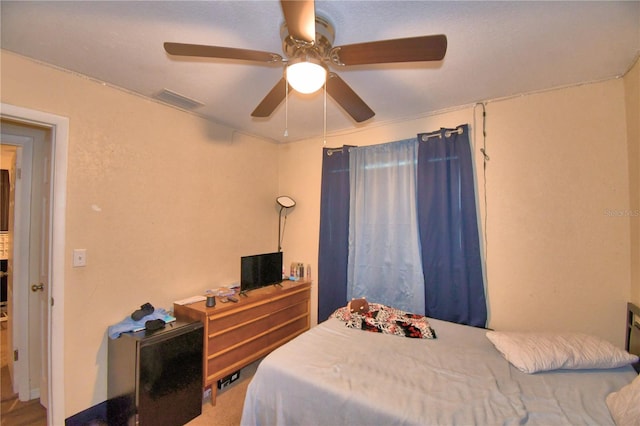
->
[[186, 358, 261, 426]]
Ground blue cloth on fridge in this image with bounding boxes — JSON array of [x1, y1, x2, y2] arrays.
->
[[108, 308, 168, 339]]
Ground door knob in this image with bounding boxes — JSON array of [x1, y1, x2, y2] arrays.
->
[[31, 283, 44, 292]]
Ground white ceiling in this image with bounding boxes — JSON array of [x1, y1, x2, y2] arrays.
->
[[1, 1, 639, 143]]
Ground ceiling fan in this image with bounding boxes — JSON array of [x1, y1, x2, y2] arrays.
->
[[164, 0, 447, 123]]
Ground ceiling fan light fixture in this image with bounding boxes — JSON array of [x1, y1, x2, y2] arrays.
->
[[286, 57, 327, 94]]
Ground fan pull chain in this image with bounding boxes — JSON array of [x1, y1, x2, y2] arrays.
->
[[284, 77, 289, 137], [323, 82, 327, 145]]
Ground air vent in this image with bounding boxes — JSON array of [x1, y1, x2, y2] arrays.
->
[[153, 89, 204, 110]]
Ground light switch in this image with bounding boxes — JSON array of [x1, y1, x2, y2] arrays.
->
[[73, 249, 87, 267]]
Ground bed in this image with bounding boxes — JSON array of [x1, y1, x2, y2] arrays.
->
[[241, 302, 640, 425]]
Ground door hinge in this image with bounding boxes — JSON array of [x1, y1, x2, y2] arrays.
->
[[16, 168, 22, 179], [14, 349, 18, 361], [51, 297, 54, 307]]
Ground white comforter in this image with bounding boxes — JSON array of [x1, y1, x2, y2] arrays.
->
[[241, 317, 637, 426]]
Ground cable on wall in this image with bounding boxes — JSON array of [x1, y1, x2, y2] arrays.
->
[[473, 102, 489, 275]]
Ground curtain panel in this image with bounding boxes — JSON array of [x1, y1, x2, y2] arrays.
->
[[348, 139, 426, 314], [317, 146, 354, 322], [417, 125, 487, 327]]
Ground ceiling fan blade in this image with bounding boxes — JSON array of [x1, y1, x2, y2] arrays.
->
[[252, 78, 288, 118], [164, 42, 282, 63], [331, 34, 447, 66], [326, 73, 375, 123], [280, 0, 316, 43]]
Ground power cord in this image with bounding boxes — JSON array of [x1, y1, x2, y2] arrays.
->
[[474, 102, 489, 277]]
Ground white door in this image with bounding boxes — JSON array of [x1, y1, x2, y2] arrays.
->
[[1, 133, 33, 400], [36, 140, 51, 409]]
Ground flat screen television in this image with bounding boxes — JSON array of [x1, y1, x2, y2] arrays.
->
[[240, 251, 283, 294]]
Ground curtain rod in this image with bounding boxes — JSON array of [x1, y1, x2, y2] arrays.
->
[[326, 147, 349, 156], [327, 127, 465, 155], [419, 127, 464, 142]]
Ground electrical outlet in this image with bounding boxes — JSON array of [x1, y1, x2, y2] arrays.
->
[[73, 249, 87, 267]]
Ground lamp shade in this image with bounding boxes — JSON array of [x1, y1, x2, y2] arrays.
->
[[286, 59, 327, 94], [276, 196, 296, 208]]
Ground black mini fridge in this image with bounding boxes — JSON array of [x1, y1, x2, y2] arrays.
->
[[108, 320, 204, 426]]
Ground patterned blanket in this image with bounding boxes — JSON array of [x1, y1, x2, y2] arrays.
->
[[331, 303, 437, 339]]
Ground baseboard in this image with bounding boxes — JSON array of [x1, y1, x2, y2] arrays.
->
[[29, 387, 40, 400]]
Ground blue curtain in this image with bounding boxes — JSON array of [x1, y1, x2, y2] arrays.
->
[[347, 139, 425, 314], [317, 146, 353, 322], [417, 125, 487, 327], [317, 125, 487, 326]]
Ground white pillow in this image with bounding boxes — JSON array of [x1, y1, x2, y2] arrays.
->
[[486, 331, 639, 374], [606, 374, 640, 426]]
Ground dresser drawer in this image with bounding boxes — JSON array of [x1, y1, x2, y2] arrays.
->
[[207, 288, 309, 332], [206, 314, 309, 381], [208, 299, 309, 354]]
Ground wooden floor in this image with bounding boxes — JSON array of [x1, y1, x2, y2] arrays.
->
[[1, 325, 47, 426]]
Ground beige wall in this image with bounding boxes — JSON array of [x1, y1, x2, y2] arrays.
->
[[1, 51, 280, 417], [280, 78, 633, 348], [624, 57, 640, 305]]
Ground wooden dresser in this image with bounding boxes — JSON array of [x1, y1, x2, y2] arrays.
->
[[173, 280, 311, 404]]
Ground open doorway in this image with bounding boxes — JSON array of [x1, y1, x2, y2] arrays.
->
[[1, 103, 68, 426], [1, 123, 49, 424]]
